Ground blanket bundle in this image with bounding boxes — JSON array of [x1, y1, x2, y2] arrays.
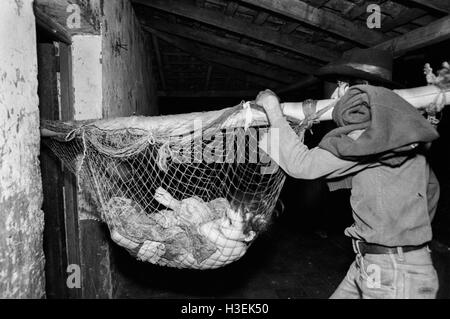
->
[[319, 85, 439, 161], [319, 85, 439, 189]]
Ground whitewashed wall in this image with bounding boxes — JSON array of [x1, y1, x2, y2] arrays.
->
[[0, 0, 158, 298], [0, 0, 45, 298], [72, 35, 103, 121]]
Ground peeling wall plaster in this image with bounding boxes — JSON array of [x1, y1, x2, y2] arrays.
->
[[0, 0, 45, 298], [0, 0, 159, 298]]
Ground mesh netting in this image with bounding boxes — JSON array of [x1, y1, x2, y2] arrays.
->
[[42, 104, 306, 269]]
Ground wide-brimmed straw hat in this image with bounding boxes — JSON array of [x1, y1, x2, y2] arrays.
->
[[316, 48, 402, 88]]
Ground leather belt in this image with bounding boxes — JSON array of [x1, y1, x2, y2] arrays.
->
[[353, 240, 428, 255]]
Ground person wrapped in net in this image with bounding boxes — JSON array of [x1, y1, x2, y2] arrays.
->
[[106, 187, 269, 269]]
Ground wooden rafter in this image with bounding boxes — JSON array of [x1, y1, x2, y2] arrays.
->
[[374, 14, 450, 57], [35, 0, 99, 35], [139, 17, 318, 74], [151, 34, 166, 91], [311, 0, 330, 8], [276, 75, 320, 94], [205, 65, 213, 90], [195, 0, 206, 8], [280, 22, 300, 34], [381, 8, 426, 32], [253, 11, 270, 25], [225, 1, 239, 16], [406, 0, 450, 14], [281, 14, 450, 92], [132, 0, 340, 62], [148, 29, 289, 89], [158, 90, 259, 98], [34, 5, 72, 44], [239, 0, 386, 46], [148, 29, 301, 84], [346, 0, 385, 20]]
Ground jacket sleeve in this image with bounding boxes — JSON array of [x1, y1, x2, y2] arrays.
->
[[259, 115, 376, 180]]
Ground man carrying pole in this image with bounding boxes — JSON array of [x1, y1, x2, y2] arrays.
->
[[257, 48, 444, 299]]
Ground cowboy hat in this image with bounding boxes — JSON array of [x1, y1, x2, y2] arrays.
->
[[316, 48, 403, 88]]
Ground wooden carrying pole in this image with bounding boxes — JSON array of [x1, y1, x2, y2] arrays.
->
[[282, 85, 450, 122], [41, 85, 449, 138]]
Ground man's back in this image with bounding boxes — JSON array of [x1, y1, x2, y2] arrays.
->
[[346, 154, 437, 247]]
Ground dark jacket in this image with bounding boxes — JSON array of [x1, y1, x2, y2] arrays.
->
[[319, 85, 439, 164]]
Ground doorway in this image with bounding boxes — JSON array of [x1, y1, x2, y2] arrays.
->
[[36, 20, 81, 299]]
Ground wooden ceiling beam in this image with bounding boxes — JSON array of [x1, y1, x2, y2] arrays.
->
[[147, 29, 290, 89], [132, 0, 339, 62], [239, 0, 386, 46], [225, 1, 239, 16], [35, 0, 99, 35], [158, 90, 259, 98], [280, 13, 450, 92], [276, 75, 320, 94], [139, 17, 318, 74], [151, 34, 166, 91], [406, 0, 450, 14], [346, 0, 379, 20], [253, 11, 270, 25], [148, 29, 300, 84], [280, 22, 300, 34], [195, 0, 206, 8], [34, 5, 72, 44], [380, 8, 426, 32], [310, 0, 330, 8], [374, 14, 450, 57], [205, 65, 213, 90]]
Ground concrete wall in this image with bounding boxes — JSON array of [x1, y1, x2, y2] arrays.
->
[[101, 0, 158, 117], [0, 0, 45, 298]]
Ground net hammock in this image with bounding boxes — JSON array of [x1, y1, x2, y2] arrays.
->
[[41, 102, 313, 269]]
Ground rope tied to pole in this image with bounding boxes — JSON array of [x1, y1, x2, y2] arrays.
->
[[424, 62, 450, 127]]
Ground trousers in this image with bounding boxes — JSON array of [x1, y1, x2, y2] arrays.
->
[[330, 246, 439, 299]]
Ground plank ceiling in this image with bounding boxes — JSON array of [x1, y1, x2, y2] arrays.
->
[[131, 0, 450, 98]]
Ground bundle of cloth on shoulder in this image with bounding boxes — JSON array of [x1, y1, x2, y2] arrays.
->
[[106, 187, 269, 269]]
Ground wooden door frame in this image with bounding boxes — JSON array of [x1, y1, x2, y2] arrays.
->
[[36, 5, 113, 299], [37, 37, 82, 299]]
